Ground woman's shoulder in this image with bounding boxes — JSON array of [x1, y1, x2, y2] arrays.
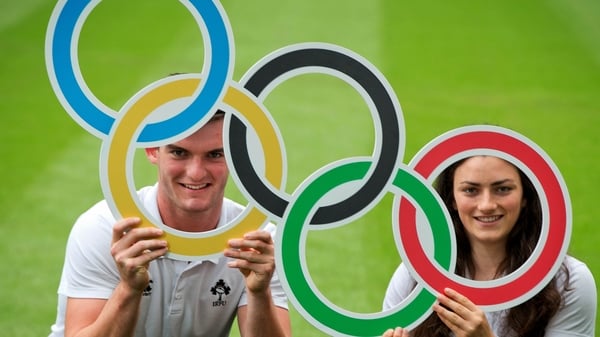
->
[[382, 262, 419, 310], [545, 255, 597, 336], [556, 255, 596, 306], [562, 255, 595, 287]]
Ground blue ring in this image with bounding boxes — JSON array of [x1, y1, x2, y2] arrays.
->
[[49, 0, 231, 142]]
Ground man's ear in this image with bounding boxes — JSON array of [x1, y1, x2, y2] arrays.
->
[[145, 147, 159, 164]]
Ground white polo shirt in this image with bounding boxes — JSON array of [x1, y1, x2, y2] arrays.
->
[[382, 256, 596, 336], [49, 185, 287, 337]]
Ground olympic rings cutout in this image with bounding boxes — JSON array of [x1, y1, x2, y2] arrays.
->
[[276, 159, 456, 335], [45, 1, 573, 334], [100, 74, 285, 259], [227, 43, 405, 225], [45, 0, 233, 142], [397, 125, 571, 311]]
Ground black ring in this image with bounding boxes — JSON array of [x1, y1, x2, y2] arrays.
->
[[227, 45, 402, 225]]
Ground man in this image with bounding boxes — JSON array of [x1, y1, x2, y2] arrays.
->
[[49, 111, 291, 337]]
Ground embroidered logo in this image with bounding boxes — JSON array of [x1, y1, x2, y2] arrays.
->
[[143, 279, 153, 297], [210, 279, 231, 306]]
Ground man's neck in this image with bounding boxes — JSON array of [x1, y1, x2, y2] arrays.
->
[[158, 204, 222, 233]]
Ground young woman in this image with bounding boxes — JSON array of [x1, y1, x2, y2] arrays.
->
[[382, 156, 596, 337]]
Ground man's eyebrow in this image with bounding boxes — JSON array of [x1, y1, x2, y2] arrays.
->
[[165, 144, 185, 151]]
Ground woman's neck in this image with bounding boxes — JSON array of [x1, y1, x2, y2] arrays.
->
[[470, 241, 507, 281]]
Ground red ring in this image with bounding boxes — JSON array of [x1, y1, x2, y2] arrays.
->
[[398, 129, 569, 308]]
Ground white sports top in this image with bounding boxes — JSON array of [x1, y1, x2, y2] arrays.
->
[[383, 256, 596, 336], [49, 185, 287, 337]]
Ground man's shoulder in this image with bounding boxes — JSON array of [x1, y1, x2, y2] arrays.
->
[[73, 185, 157, 231], [219, 198, 277, 235], [221, 198, 245, 220]]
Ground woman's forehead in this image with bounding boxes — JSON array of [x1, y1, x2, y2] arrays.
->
[[454, 156, 520, 180]]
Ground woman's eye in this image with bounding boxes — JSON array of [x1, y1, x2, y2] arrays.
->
[[462, 187, 477, 194], [497, 186, 513, 193]]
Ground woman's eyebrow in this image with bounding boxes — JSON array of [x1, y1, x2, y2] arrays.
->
[[491, 179, 514, 186], [457, 179, 514, 186]]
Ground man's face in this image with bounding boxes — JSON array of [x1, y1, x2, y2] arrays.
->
[[145, 117, 228, 229]]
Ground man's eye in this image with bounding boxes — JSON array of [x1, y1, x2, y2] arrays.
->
[[171, 149, 186, 157], [209, 151, 224, 159]]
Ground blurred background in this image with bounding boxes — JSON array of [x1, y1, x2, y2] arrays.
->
[[0, 0, 598, 335]]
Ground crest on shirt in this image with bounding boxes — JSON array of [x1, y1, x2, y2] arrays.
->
[[143, 279, 153, 297], [210, 279, 231, 306]]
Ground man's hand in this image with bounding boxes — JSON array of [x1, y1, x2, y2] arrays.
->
[[111, 217, 168, 293], [224, 230, 275, 294]]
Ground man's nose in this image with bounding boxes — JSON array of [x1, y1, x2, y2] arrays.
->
[[187, 157, 207, 179]]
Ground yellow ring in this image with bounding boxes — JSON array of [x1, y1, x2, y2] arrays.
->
[[104, 75, 283, 258]]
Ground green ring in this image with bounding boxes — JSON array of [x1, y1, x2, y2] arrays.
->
[[278, 160, 453, 336]]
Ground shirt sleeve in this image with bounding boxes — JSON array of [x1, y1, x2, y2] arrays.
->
[[382, 263, 418, 310], [545, 257, 597, 337], [59, 202, 120, 299]]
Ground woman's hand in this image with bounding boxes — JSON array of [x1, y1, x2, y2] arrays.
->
[[382, 327, 409, 337], [433, 288, 496, 337]]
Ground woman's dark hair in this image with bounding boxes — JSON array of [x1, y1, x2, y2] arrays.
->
[[410, 156, 568, 337]]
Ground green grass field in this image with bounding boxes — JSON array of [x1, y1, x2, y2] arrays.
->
[[1, 0, 599, 336]]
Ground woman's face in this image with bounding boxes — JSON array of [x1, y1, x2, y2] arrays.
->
[[452, 156, 526, 248]]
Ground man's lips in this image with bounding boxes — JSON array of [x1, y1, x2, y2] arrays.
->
[[181, 183, 208, 190]]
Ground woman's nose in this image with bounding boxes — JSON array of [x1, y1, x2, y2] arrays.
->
[[477, 191, 497, 212]]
